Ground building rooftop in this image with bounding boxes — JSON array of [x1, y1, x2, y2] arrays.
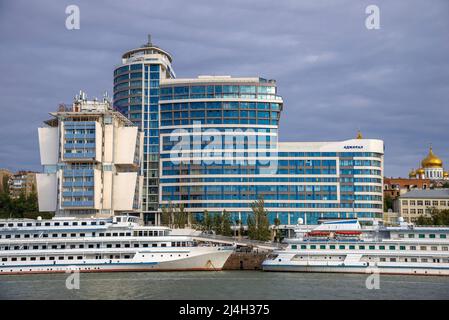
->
[[400, 189, 449, 199], [160, 76, 276, 85]]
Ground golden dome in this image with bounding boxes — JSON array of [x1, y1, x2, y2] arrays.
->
[[356, 130, 363, 139], [416, 168, 425, 175], [408, 169, 416, 177], [444, 172, 449, 177], [421, 146, 443, 168]]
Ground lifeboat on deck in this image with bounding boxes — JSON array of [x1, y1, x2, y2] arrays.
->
[[306, 231, 331, 238]]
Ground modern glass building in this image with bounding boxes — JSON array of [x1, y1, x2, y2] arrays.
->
[[157, 76, 384, 225], [114, 38, 384, 226], [113, 36, 176, 224]]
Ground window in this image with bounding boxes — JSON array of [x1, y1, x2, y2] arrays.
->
[[400, 246, 406, 250], [291, 245, 297, 249], [440, 234, 447, 239], [389, 246, 396, 250], [419, 234, 425, 239], [379, 246, 385, 250]]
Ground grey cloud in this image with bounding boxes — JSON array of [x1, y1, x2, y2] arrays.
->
[[0, 0, 448, 176]]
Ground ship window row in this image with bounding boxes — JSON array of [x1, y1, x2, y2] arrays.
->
[[131, 230, 169, 237], [290, 255, 448, 264], [292, 244, 449, 251], [398, 233, 447, 239], [0, 221, 105, 228], [2, 256, 85, 262], [0, 241, 191, 251], [1, 232, 89, 239]]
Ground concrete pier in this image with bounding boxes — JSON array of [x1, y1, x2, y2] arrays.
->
[[222, 250, 268, 270]]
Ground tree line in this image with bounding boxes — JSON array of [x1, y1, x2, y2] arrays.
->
[[416, 208, 449, 226], [160, 198, 280, 242], [0, 182, 52, 219]]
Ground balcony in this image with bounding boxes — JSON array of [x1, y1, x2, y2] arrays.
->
[[64, 143, 96, 149], [63, 152, 96, 160], [62, 191, 94, 197], [63, 169, 94, 176], [62, 181, 94, 187], [62, 201, 94, 208], [64, 133, 96, 139]]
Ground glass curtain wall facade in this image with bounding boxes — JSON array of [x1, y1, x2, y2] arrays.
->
[[158, 77, 384, 225], [113, 39, 175, 224]]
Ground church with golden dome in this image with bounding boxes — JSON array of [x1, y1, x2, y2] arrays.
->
[[409, 146, 449, 180]]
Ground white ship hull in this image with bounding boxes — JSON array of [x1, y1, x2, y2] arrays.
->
[[262, 219, 449, 276], [262, 261, 449, 276], [1, 247, 233, 275]]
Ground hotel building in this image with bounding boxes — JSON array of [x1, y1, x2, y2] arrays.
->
[[36, 92, 143, 217], [113, 37, 384, 225]]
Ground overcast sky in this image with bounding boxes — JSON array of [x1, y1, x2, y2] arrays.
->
[[0, 0, 448, 177]]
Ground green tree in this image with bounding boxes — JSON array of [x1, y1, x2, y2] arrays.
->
[[384, 195, 394, 211], [212, 213, 222, 234], [273, 217, 281, 242], [175, 203, 187, 228], [221, 210, 232, 236], [416, 208, 449, 225], [247, 198, 271, 241], [202, 210, 212, 232], [161, 205, 170, 226]]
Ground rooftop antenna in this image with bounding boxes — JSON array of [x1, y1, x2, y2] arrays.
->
[[146, 34, 152, 46]]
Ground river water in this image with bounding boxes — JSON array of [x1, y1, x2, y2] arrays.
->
[[1, 271, 448, 300]]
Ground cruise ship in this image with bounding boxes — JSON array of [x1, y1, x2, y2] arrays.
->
[[0, 216, 234, 275], [263, 219, 449, 275]]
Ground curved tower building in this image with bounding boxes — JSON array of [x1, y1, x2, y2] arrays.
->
[[159, 76, 283, 224], [113, 36, 175, 224]]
